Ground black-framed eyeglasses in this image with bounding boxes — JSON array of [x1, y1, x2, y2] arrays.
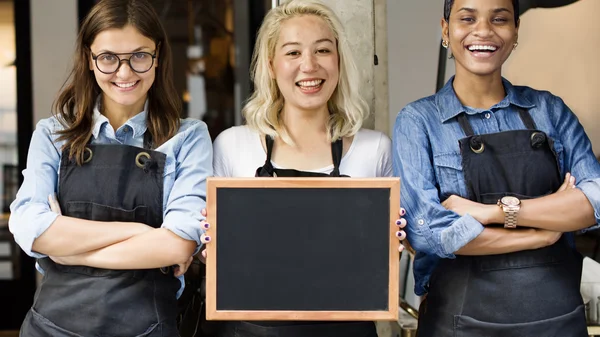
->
[[91, 51, 156, 74]]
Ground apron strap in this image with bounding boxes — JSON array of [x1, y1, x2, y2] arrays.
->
[[255, 136, 276, 177], [457, 113, 475, 137], [143, 131, 154, 150], [329, 139, 344, 177], [517, 108, 537, 130]]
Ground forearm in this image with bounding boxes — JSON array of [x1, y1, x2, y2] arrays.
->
[[456, 227, 543, 255], [66, 228, 197, 269], [488, 188, 596, 232], [32, 216, 152, 256]]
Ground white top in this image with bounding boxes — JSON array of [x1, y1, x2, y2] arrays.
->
[[213, 125, 393, 178]]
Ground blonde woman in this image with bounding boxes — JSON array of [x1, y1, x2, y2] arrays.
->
[[207, 0, 406, 336]]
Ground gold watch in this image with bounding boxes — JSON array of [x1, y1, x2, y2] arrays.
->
[[497, 196, 521, 229]]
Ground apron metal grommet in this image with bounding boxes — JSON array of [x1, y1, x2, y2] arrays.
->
[[530, 132, 546, 148], [470, 143, 485, 154], [135, 152, 151, 168], [83, 147, 93, 164]]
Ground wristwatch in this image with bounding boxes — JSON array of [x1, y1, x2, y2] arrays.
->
[[497, 196, 521, 229]]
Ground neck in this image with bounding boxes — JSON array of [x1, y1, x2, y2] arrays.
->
[[280, 104, 330, 144], [452, 70, 506, 109], [102, 96, 146, 131]]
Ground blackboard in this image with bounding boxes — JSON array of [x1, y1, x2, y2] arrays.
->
[[206, 178, 400, 321]]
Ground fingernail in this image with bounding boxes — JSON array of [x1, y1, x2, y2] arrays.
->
[[396, 219, 402, 225], [203, 223, 210, 229], [400, 208, 406, 216], [396, 231, 404, 238], [205, 236, 211, 242]]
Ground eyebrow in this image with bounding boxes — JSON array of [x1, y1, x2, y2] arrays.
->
[[95, 46, 153, 54], [456, 7, 513, 15], [280, 38, 335, 49]]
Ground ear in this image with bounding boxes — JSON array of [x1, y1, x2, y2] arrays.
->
[[441, 18, 449, 43]]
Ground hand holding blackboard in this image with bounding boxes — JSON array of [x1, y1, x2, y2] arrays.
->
[[205, 177, 402, 321], [200, 207, 409, 261]]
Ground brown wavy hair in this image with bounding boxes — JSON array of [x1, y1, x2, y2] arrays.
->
[[54, 0, 181, 164]]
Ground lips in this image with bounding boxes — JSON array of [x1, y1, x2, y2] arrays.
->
[[296, 79, 324, 88], [113, 81, 139, 88]]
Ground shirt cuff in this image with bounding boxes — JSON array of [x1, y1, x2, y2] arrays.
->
[[577, 179, 600, 232], [440, 214, 484, 257], [9, 210, 58, 259], [162, 213, 205, 255]]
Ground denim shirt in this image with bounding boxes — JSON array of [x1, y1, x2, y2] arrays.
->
[[9, 100, 213, 297], [392, 77, 600, 296]]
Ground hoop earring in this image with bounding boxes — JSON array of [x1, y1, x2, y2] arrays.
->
[[441, 40, 449, 49], [513, 42, 519, 50]]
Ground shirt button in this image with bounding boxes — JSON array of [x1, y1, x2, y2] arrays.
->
[[418, 219, 424, 225], [484, 113, 491, 119]]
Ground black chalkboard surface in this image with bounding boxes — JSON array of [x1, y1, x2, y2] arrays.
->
[[206, 178, 400, 321]]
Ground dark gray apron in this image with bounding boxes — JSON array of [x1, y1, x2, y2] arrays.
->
[[416, 109, 587, 337], [218, 136, 377, 337], [21, 134, 181, 337]]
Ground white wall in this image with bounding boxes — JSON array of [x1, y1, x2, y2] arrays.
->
[[31, 0, 78, 124], [386, 1, 443, 134]]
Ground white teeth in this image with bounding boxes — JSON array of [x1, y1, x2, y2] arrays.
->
[[297, 80, 323, 87], [114, 81, 137, 88], [468, 45, 497, 51]]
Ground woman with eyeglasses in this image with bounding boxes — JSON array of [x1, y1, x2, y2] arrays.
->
[[393, 0, 600, 336], [8, 0, 211, 335]]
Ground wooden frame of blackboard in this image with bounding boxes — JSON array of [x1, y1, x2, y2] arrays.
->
[[206, 177, 400, 321]]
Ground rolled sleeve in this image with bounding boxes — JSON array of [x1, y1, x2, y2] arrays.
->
[[393, 110, 483, 259], [162, 121, 213, 254], [9, 119, 61, 258], [439, 213, 484, 256], [553, 96, 600, 231], [578, 179, 600, 231]]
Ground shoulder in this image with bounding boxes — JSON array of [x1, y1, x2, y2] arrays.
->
[[349, 129, 391, 158], [33, 116, 66, 150], [214, 125, 258, 149], [400, 94, 438, 118], [178, 118, 209, 137], [354, 128, 390, 148], [35, 116, 64, 134], [511, 84, 559, 105], [395, 94, 439, 131]]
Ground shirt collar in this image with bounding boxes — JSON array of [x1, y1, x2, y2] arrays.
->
[[91, 96, 149, 139], [436, 76, 536, 123]]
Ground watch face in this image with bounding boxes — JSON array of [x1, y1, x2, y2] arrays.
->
[[501, 196, 521, 206]]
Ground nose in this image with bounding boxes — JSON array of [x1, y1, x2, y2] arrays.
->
[[300, 53, 318, 73], [473, 19, 493, 38], [115, 60, 134, 78]]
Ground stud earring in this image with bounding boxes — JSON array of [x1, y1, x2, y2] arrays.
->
[[513, 42, 519, 50], [442, 40, 449, 48]]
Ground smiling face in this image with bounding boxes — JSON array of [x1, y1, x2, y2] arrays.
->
[[89, 25, 157, 114], [269, 15, 339, 114], [442, 0, 519, 78]]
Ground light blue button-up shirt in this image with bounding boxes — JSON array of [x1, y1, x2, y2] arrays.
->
[[393, 77, 600, 296], [9, 101, 213, 296]]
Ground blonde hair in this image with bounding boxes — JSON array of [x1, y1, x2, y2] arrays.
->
[[243, 0, 368, 144]]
